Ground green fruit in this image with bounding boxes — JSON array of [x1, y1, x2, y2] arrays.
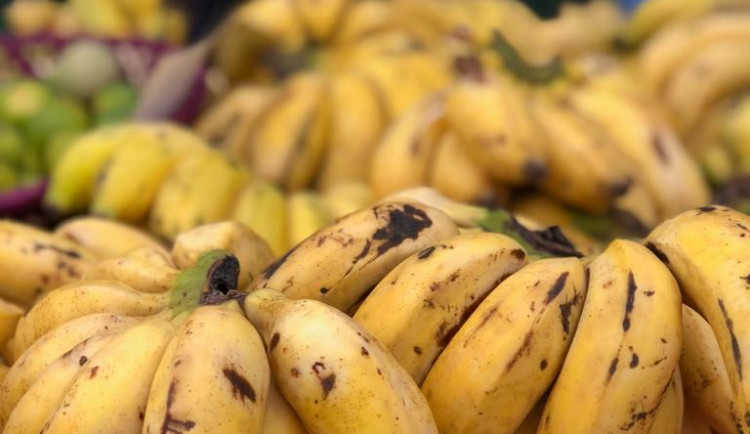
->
[[92, 81, 138, 126], [0, 79, 52, 124], [23, 97, 88, 152], [0, 124, 25, 168], [45, 130, 81, 172], [52, 40, 122, 99], [0, 162, 18, 192]]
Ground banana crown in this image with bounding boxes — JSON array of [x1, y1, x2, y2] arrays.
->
[[168, 249, 240, 316]]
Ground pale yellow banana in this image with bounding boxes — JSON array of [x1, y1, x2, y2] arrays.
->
[[286, 191, 333, 249], [320, 182, 373, 220], [0, 298, 23, 351], [263, 376, 308, 434], [232, 181, 289, 257], [292, 0, 349, 41], [648, 368, 684, 434], [85, 246, 179, 293], [53, 216, 168, 259]]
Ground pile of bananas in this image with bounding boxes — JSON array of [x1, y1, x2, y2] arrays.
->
[[1, 194, 749, 432]]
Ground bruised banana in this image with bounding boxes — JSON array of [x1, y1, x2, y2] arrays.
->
[[646, 205, 750, 432], [253, 201, 459, 312], [421, 257, 587, 434], [539, 240, 682, 433], [242, 288, 439, 433], [53, 216, 168, 259]]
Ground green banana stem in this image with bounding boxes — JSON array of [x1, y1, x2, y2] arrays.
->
[[488, 30, 563, 85], [169, 249, 240, 315]]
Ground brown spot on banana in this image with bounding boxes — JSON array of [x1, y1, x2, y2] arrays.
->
[[371, 204, 433, 256], [510, 249, 526, 260], [161, 381, 197, 433], [311, 362, 336, 399], [261, 244, 300, 280], [651, 133, 670, 165], [417, 246, 436, 259], [623, 272, 636, 332], [544, 272, 569, 305], [697, 206, 717, 214], [607, 357, 618, 382], [718, 298, 743, 380], [89, 366, 99, 378], [645, 242, 670, 265], [504, 331, 534, 373], [629, 353, 639, 368], [223, 368, 256, 403], [269, 333, 280, 352]]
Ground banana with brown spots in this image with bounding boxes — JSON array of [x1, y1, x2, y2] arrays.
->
[[53, 216, 168, 259], [252, 201, 459, 312], [353, 231, 528, 385], [539, 240, 682, 433], [420, 256, 587, 434], [647, 368, 684, 434]]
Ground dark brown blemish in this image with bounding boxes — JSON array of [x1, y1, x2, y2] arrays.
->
[[505, 331, 533, 373], [312, 362, 336, 399], [719, 298, 743, 380], [269, 333, 280, 352], [645, 242, 669, 265], [361, 347, 369, 357], [737, 222, 749, 231], [644, 290, 654, 297], [372, 204, 433, 256], [607, 357, 618, 381], [741, 275, 750, 286], [540, 359, 548, 370], [353, 239, 372, 263], [623, 271, 636, 332], [523, 160, 547, 182], [417, 246, 436, 260], [161, 380, 196, 434], [78, 356, 87, 366], [290, 368, 300, 378], [437, 288, 494, 347], [697, 206, 717, 214], [32, 242, 82, 259], [261, 244, 299, 280], [510, 249, 526, 261], [413, 346, 423, 355], [630, 353, 639, 368], [559, 292, 581, 335], [544, 272, 569, 305], [651, 133, 669, 165], [223, 368, 256, 403], [89, 366, 99, 379], [319, 287, 329, 294]]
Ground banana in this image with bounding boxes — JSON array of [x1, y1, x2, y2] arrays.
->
[[53, 216, 168, 259], [39, 315, 176, 433], [232, 181, 289, 257], [611, 178, 662, 230], [427, 130, 499, 205], [0, 297, 24, 349], [263, 376, 308, 434], [286, 191, 334, 249], [142, 301, 269, 433], [680, 304, 735, 434], [149, 148, 249, 241], [684, 399, 720, 434], [316, 71, 386, 190], [637, 13, 750, 95], [194, 85, 278, 158], [444, 71, 547, 186], [539, 240, 682, 433], [617, 0, 715, 47], [529, 91, 632, 213], [725, 93, 750, 175], [292, 0, 349, 42], [86, 246, 179, 293], [353, 232, 528, 384], [566, 84, 711, 221], [171, 221, 275, 291], [663, 38, 750, 133], [369, 94, 446, 199], [242, 288, 439, 433], [514, 395, 547, 434], [331, 0, 394, 45], [253, 201, 459, 312], [645, 205, 750, 432], [421, 257, 587, 433], [648, 368, 684, 434], [0, 220, 97, 306], [320, 182, 373, 220], [2, 332, 117, 434], [9, 281, 167, 359], [248, 72, 330, 190], [0, 313, 139, 422]]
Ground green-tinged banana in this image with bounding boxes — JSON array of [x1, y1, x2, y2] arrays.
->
[[663, 38, 750, 133], [567, 84, 711, 220], [38, 315, 176, 433], [427, 130, 499, 205], [54, 216, 168, 259], [232, 181, 288, 257], [263, 376, 308, 434], [0, 221, 97, 306], [648, 368, 684, 434], [286, 191, 334, 249], [353, 232, 528, 384], [0, 298, 23, 351], [529, 91, 631, 212], [248, 73, 330, 190], [242, 288, 439, 433], [254, 201, 458, 312], [321, 182, 374, 220], [637, 13, 750, 95], [171, 221, 275, 291], [680, 304, 735, 434], [422, 257, 587, 433], [645, 205, 750, 432], [85, 246, 179, 294], [142, 301, 269, 434], [617, 0, 715, 47], [369, 94, 446, 199], [292, 0, 349, 41], [317, 71, 386, 190], [539, 240, 682, 433], [445, 71, 547, 185], [3, 332, 117, 434], [194, 85, 278, 158], [149, 149, 249, 241], [0, 313, 139, 422], [9, 281, 166, 359]]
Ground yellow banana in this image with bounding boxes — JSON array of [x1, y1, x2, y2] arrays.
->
[[53, 216, 168, 259], [539, 240, 682, 433], [0, 298, 23, 351], [648, 368, 684, 434], [286, 191, 334, 249], [253, 201, 459, 312], [354, 232, 528, 384], [85, 246, 179, 294], [645, 205, 750, 432], [422, 257, 587, 433], [292, 0, 349, 42], [149, 149, 249, 241], [320, 182, 373, 220], [242, 288, 439, 433], [725, 93, 750, 175], [617, 0, 715, 47], [331, 0, 394, 45], [263, 376, 308, 433], [232, 181, 289, 257]]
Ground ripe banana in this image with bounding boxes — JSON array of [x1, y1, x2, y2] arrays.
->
[[353, 231, 528, 385], [680, 304, 735, 434], [320, 182, 374, 220], [0, 298, 24, 351], [232, 181, 289, 257], [263, 376, 308, 434], [645, 205, 750, 432], [331, 0, 394, 45], [85, 246, 179, 294], [539, 240, 682, 433], [53, 216, 168, 259], [724, 93, 750, 175], [242, 288, 439, 433], [286, 190, 334, 248], [421, 257, 587, 433], [0, 220, 97, 306], [292, 0, 349, 42], [617, 0, 715, 47], [253, 201, 459, 312], [648, 368, 684, 434]]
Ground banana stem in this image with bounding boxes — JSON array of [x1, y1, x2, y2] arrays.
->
[[169, 249, 240, 316], [488, 30, 563, 85]]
